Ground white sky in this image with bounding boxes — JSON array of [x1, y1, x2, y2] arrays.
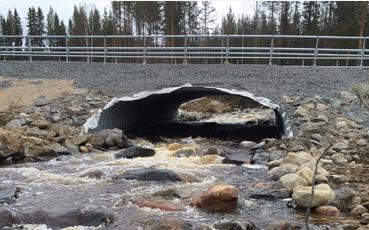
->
[[0, 0, 256, 32]]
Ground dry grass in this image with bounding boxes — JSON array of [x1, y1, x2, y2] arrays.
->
[[0, 76, 76, 112]]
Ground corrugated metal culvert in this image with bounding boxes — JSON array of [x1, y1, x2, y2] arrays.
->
[[83, 84, 293, 141]]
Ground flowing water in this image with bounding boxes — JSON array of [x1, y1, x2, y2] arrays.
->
[[0, 136, 308, 230]]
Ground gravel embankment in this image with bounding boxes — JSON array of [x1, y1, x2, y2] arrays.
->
[[0, 61, 368, 102]]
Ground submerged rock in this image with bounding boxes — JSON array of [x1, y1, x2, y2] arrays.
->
[[0, 186, 19, 204], [0, 208, 114, 228], [190, 184, 239, 213], [133, 198, 185, 211], [292, 183, 335, 208], [214, 220, 257, 230], [115, 146, 155, 159], [114, 168, 197, 182], [173, 148, 196, 158]]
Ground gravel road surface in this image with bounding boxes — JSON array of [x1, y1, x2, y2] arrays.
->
[[0, 61, 368, 102]]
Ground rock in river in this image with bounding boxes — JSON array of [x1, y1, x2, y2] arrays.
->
[[190, 184, 239, 213], [115, 146, 155, 159], [292, 183, 335, 208], [113, 168, 198, 182]]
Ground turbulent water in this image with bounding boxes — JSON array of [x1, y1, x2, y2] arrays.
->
[[1, 135, 306, 229]]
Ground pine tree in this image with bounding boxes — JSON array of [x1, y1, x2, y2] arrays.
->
[[200, 1, 216, 35]]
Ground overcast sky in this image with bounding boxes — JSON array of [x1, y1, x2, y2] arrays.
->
[[0, 0, 256, 32]]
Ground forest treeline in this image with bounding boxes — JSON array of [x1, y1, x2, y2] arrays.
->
[[0, 1, 368, 64]]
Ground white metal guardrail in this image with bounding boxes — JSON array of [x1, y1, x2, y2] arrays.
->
[[0, 34, 368, 67]]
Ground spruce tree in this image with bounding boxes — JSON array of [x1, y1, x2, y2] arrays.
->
[[13, 9, 22, 47]]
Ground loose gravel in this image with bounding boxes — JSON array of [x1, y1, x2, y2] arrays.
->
[[0, 61, 368, 102]]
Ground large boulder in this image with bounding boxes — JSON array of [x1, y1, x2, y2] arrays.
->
[[190, 184, 239, 213], [292, 183, 336, 208], [87, 129, 132, 149], [296, 167, 315, 185], [268, 163, 299, 180], [279, 174, 308, 190], [268, 151, 313, 167], [180, 97, 226, 113], [114, 168, 197, 183], [115, 146, 155, 159]]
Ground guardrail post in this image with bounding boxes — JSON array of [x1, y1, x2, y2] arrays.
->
[[269, 35, 274, 65], [183, 35, 188, 65], [313, 36, 319, 66], [143, 35, 147, 65], [224, 35, 230, 64], [27, 36, 32, 62], [103, 35, 107, 64], [65, 35, 69, 63], [360, 37, 366, 68]]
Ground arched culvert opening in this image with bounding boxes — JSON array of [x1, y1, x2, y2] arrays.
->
[[83, 84, 293, 142]]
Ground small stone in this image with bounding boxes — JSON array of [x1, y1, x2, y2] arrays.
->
[[315, 206, 340, 216], [240, 141, 256, 149], [269, 150, 287, 161], [311, 115, 328, 123], [279, 174, 308, 190], [168, 143, 183, 151], [79, 146, 89, 153], [5, 119, 24, 130], [351, 205, 369, 217], [332, 140, 350, 152], [293, 106, 310, 118], [25, 127, 49, 139], [34, 95, 49, 106], [356, 139, 368, 146], [252, 152, 269, 164], [67, 106, 85, 115], [213, 221, 257, 230], [32, 119, 50, 129], [72, 135, 89, 146], [336, 121, 348, 130], [190, 184, 239, 213], [361, 213, 369, 224], [331, 153, 348, 165], [205, 147, 218, 155]]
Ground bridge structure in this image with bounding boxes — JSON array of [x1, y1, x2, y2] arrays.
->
[[0, 34, 368, 67]]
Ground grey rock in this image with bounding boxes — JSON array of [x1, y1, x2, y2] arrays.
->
[[114, 168, 197, 182], [174, 148, 196, 158], [252, 151, 269, 164], [34, 95, 49, 106], [115, 146, 155, 159], [214, 221, 257, 230]]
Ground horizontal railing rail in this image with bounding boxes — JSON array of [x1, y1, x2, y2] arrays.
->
[[0, 34, 368, 67]]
